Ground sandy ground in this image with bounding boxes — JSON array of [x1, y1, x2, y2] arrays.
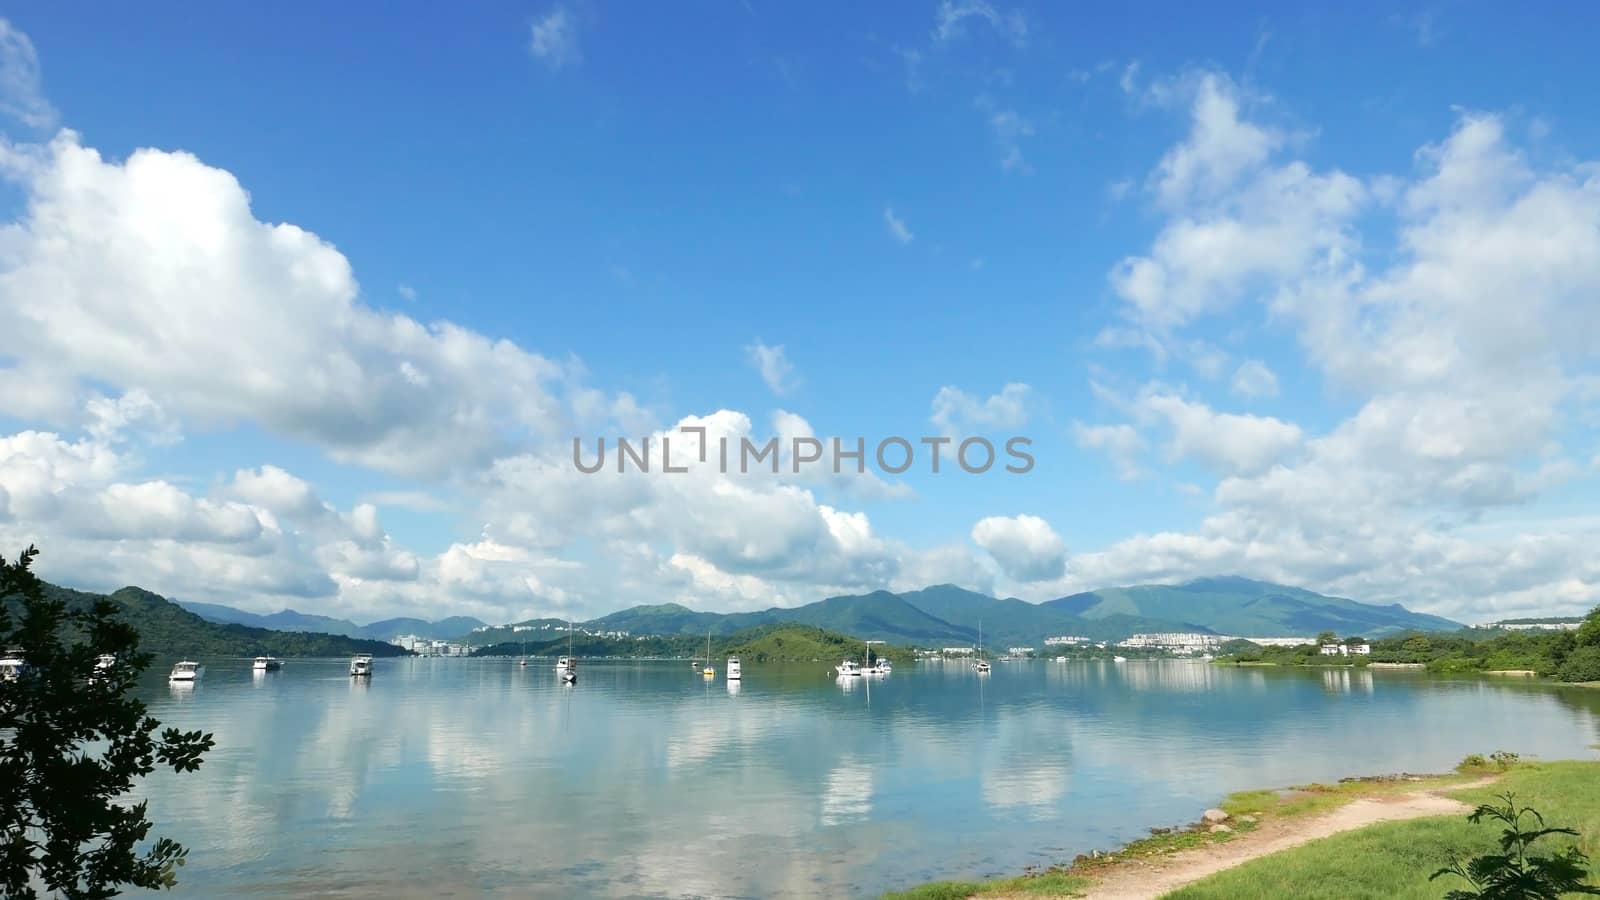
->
[[992, 776, 1499, 900]]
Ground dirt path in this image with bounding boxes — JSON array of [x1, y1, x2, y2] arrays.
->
[[994, 776, 1499, 900]]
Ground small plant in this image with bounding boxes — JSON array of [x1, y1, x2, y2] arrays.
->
[[1491, 750, 1522, 770], [1458, 753, 1490, 772], [1431, 792, 1600, 899]]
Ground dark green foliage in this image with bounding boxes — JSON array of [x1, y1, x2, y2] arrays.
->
[[1431, 792, 1600, 899], [473, 623, 915, 663], [1373, 606, 1598, 680], [40, 584, 407, 658], [1557, 646, 1600, 683], [1, 547, 215, 899]]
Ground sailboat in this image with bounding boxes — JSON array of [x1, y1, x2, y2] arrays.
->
[[701, 629, 715, 678], [973, 621, 991, 674], [518, 638, 528, 667], [559, 622, 577, 683]]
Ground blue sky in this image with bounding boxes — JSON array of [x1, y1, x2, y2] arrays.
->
[[0, 3, 1597, 625]]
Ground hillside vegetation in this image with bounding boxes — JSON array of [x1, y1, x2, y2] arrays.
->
[[26, 584, 409, 658], [1221, 604, 1600, 682], [474, 623, 913, 663]]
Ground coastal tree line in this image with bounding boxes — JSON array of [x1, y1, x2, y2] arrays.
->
[[1223, 605, 1600, 681]]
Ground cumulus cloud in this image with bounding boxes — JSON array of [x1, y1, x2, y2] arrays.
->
[[1073, 423, 1146, 480], [1230, 360, 1280, 398], [0, 132, 598, 478], [1138, 393, 1302, 475], [1075, 71, 1600, 619], [972, 514, 1068, 582], [930, 383, 1032, 436]]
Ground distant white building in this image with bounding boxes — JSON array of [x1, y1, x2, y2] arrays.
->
[[1321, 643, 1371, 656], [1118, 633, 1227, 653], [1474, 621, 1581, 632], [1007, 647, 1036, 656], [1247, 637, 1317, 648], [1045, 635, 1091, 646], [942, 647, 975, 656]]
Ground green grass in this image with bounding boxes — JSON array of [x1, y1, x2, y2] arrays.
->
[[881, 872, 1090, 899], [882, 763, 1600, 900], [1164, 761, 1600, 900]]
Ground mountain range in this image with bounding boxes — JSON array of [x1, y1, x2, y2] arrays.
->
[[104, 575, 1462, 654], [26, 584, 409, 658], [176, 601, 485, 643], [583, 576, 1461, 650]]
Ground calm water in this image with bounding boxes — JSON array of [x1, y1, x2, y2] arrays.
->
[[128, 658, 1600, 898]]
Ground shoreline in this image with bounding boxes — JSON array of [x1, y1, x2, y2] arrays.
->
[[883, 759, 1597, 900]]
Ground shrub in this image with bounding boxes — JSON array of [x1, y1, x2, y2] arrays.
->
[[1458, 754, 1490, 772], [1490, 751, 1521, 770], [1557, 646, 1600, 683], [1431, 792, 1600, 899]]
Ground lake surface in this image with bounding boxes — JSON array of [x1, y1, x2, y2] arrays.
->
[[129, 657, 1600, 898]]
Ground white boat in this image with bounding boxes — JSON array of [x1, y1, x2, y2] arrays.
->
[[95, 654, 118, 672], [0, 648, 29, 681], [559, 621, 577, 683], [701, 629, 714, 678], [1113, 655, 1127, 662], [727, 656, 742, 680], [168, 660, 203, 682], [871, 658, 892, 675], [252, 656, 282, 671], [973, 621, 991, 673], [835, 659, 862, 677], [349, 654, 373, 677]]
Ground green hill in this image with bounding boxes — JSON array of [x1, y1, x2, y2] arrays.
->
[[472, 623, 913, 664], [36, 584, 409, 658], [1044, 576, 1460, 638], [722, 624, 914, 664]]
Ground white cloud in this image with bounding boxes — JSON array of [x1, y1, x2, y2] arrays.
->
[[986, 107, 1034, 174], [1075, 71, 1600, 620], [0, 132, 595, 478], [930, 383, 1031, 436], [883, 207, 914, 245], [1138, 393, 1301, 475], [1073, 423, 1146, 480], [1150, 72, 1281, 208], [0, 19, 56, 129], [1230, 359, 1280, 398], [932, 0, 1027, 46], [397, 283, 417, 301], [529, 7, 580, 71], [972, 514, 1067, 582], [744, 339, 798, 395]]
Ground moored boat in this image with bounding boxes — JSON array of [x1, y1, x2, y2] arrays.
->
[[0, 648, 29, 681], [727, 656, 742, 680], [349, 654, 373, 677], [835, 659, 862, 677], [168, 660, 204, 682], [252, 656, 282, 671]]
